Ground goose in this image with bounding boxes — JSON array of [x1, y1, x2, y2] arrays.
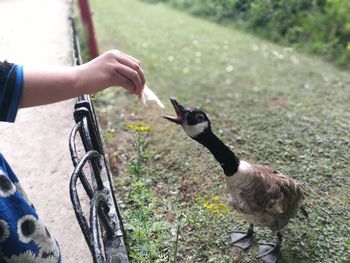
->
[[163, 99, 308, 263]]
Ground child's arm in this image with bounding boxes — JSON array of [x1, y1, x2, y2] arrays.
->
[[21, 50, 145, 107]]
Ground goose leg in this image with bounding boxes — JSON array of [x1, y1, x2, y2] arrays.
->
[[256, 232, 283, 263], [229, 224, 254, 250]]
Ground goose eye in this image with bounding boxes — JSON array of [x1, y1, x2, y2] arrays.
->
[[196, 114, 205, 122]]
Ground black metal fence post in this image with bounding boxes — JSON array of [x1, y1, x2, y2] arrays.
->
[[68, 3, 129, 262]]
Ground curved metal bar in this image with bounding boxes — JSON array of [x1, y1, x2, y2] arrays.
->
[[103, 160, 127, 239], [81, 117, 104, 191], [74, 108, 104, 191], [94, 191, 115, 239], [81, 114, 94, 151], [80, 106, 127, 238], [90, 191, 108, 263], [90, 190, 128, 263], [69, 122, 81, 166], [70, 150, 100, 252], [69, 121, 94, 199], [74, 105, 102, 154]]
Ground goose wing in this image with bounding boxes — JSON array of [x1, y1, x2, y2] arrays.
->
[[239, 165, 306, 217]]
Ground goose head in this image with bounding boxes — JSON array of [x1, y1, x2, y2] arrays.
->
[[163, 98, 211, 138]]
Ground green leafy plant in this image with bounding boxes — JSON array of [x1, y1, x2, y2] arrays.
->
[[122, 122, 176, 262], [127, 122, 151, 178]]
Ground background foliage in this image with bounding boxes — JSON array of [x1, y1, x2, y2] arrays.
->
[[140, 0, 350, 68]]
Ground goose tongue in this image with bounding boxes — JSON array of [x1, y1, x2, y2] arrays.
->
[[163, 98, 187, 124]]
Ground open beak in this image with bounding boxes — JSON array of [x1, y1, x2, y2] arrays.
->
[[162, 98, 187, 124]]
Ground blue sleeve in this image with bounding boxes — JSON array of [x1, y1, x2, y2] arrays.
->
[[0, 61, 24, 122]]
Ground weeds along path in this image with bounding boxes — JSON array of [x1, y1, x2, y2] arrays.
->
[[92, 0, 350, 262]]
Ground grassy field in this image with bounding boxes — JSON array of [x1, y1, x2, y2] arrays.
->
[[89, 0, 350, 262]]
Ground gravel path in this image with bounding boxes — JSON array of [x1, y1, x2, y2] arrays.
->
[[0, 0, 91, 262]]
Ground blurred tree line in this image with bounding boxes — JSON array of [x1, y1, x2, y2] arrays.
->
[[141, 0, 350, 68]]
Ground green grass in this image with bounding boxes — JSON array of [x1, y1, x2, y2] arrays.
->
[[90, 0, 350, 262]]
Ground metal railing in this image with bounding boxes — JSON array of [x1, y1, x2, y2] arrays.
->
[[68, 7, 129, 263]]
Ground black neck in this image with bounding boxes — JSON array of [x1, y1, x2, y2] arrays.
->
[[194, 131, 240, 176]]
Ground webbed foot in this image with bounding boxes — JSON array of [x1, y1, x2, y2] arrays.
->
[[229, 224, 254, 250], [256, 242, 278, 263], [256, 232, 282, 263]]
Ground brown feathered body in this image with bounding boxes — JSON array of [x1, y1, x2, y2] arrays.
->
[[225, 161, 307, 232]]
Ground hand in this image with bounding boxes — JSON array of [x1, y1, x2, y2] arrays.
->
[[21, 50, 145, 107], [76, 50, 146, 96]]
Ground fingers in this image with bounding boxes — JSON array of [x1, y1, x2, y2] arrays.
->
[[114, 63, 142, 95], [113, 72, 136, 94], [115, 53, 146, 89], [106, 50, 146, 95], [120, 51, 140, 65]]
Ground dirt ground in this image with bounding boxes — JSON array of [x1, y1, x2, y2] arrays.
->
[[0, 0, 91, 262]]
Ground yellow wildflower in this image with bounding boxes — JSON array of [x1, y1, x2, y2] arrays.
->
[[204, 202, 213, 209], [212, 196, 220, 202], [127, 122, 150, 133]]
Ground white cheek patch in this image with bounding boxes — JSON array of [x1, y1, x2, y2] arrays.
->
[[183, 121, 209, 137]]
